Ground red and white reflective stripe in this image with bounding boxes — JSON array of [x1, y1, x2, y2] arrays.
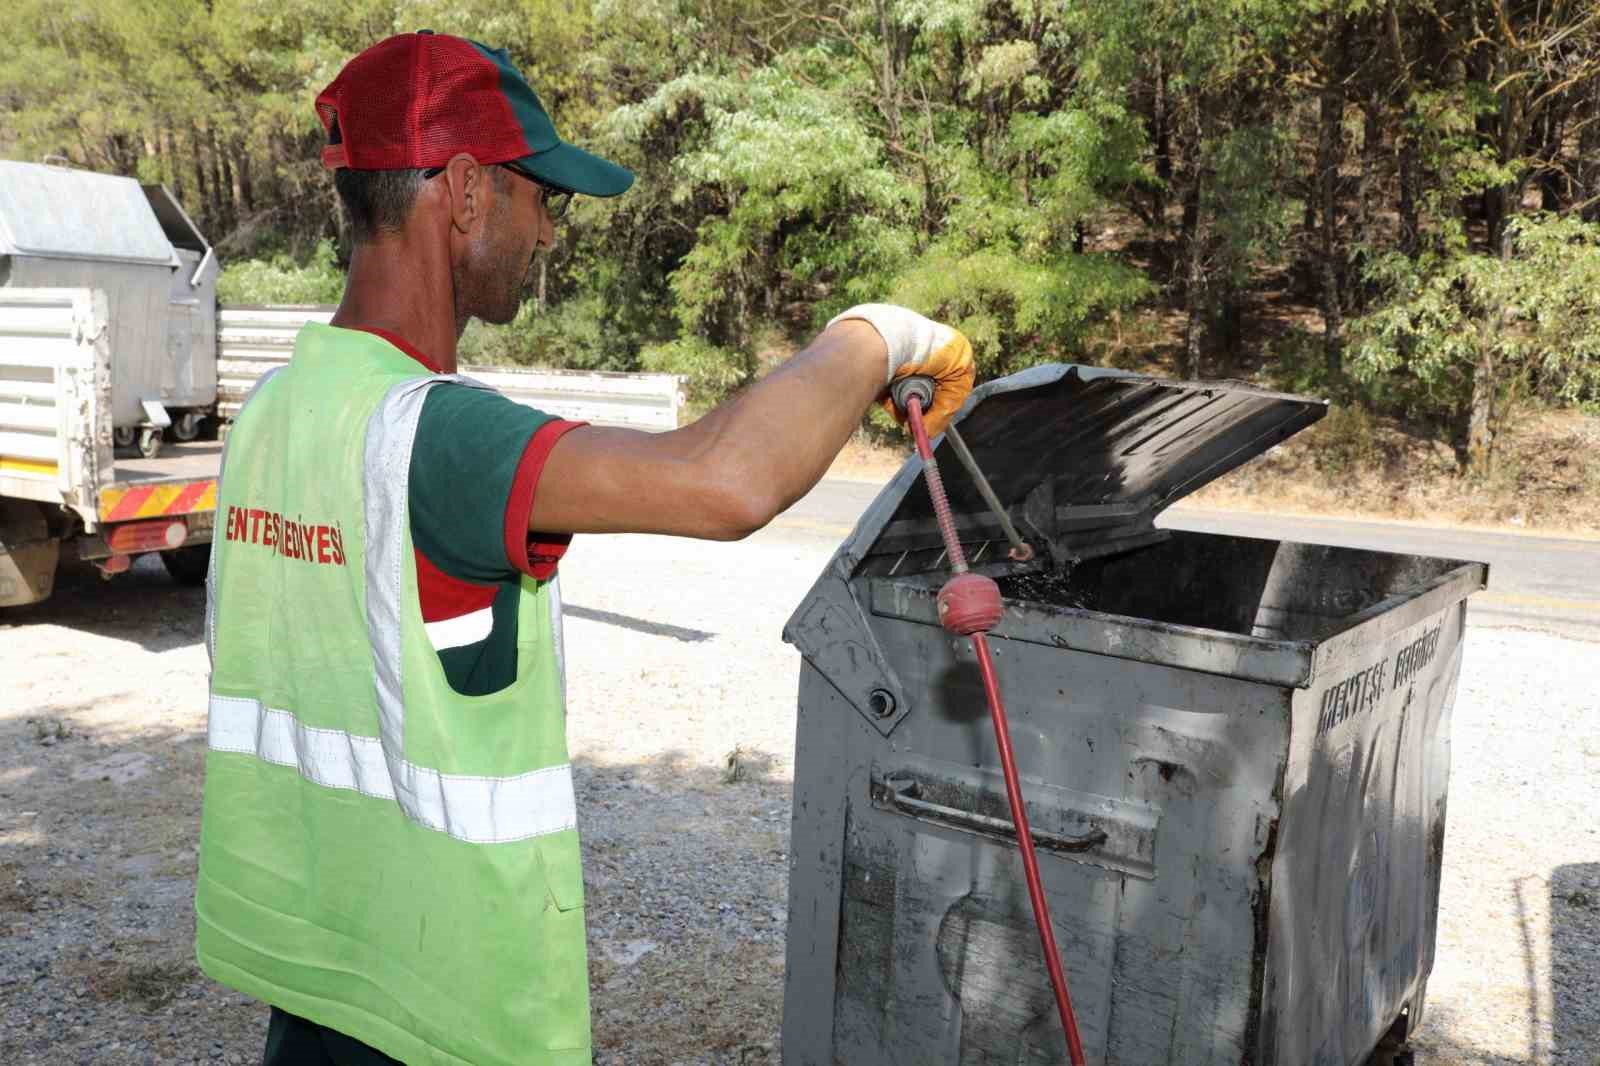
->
[[424, 606, 494, 650], [207, 694, 576, 844]]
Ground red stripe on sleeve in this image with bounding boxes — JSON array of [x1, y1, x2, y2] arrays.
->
[[414, 546, 498, 623], [504, 419, 585, 581]]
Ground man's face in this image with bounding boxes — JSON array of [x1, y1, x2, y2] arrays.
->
[[455, 165, 551, 326]]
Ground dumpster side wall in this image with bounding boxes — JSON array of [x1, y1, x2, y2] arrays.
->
[[786, 613, 1294, 1065], [1263, 593, 1469, 1064], [5, 256, 171, 427], [166, 247, 217, 409]]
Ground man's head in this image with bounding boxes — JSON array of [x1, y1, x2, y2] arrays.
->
[[316, 31, 633, 325]]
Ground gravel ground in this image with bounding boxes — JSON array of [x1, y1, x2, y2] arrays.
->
[[1, 526, 1596, 1064]]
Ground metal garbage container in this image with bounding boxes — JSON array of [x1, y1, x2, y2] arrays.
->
[[781, 364, 1488, 1065], [0, 161, 218, 450]]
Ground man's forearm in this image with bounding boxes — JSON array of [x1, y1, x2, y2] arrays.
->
[[529, 321, 887, 539], [675, 320, 887, 518]]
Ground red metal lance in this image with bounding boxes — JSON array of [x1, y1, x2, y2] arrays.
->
[[891, 377, 1088, 1066]]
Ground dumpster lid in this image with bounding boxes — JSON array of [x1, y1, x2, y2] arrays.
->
[[140, 184, 209, 254], [849, 364, 1327, 569], [0, 161, 180, 267]]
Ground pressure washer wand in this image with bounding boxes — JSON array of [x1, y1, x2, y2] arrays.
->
[[892, 377, 1088, 1066]]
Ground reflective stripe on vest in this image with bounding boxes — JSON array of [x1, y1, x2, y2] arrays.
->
[[208, 373, 575, 845], [425, 606, 495, 650], [207, 694, 577, 843]]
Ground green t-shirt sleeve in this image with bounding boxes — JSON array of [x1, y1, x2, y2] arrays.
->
[[408, 384, 556, 583]]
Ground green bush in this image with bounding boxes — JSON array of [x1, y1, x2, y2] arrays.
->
[[638, 335, 752, 405], [216, 239, 344, 306], [459, 293, 643, 371], [1305, 404, 1383, 478]]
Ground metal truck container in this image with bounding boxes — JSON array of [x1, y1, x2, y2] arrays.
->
[[0, 160, 216, 452], [0, 287, 220, 605], [216, 305, 686, 430], [143, 180, 219, 441], [782, 364, 1488, 1065]]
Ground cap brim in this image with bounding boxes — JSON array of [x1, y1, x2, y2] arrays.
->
[[519, 142, 634, 198]]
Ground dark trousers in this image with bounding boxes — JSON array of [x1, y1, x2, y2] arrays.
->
[[262, 1007, 403, 1066]]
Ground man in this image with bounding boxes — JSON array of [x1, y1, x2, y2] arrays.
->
[[195, 30, 974, 1066]]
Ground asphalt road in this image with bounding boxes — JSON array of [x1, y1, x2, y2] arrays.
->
[[765, 477, 1600, 642]]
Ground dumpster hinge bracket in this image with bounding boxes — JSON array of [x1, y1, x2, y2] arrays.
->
[[783, 570, 911, 737]]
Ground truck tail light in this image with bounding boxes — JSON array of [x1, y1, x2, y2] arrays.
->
[[105, 518, 188, 554]]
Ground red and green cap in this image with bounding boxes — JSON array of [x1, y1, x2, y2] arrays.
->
[[315, 31, 633, 198]]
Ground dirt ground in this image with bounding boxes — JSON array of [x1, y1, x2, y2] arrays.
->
[[1, 526, 1596, 1065]]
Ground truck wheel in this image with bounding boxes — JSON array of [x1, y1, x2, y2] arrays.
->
[[160, 544, 210, 586], [113, 425, 136, 448], [171, 411, 202, 442], [138, 427, 162, 459]]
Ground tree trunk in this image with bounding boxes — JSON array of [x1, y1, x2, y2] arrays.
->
[[1153, 56, 1171, 231], [1579, 82, 1600, 223], [190, 125, 211, 224], [221, 153, 239, 233], [1537, 109, 1564, 212], [1218, 282, 1242, 361], [1484, 58, 1523, 258], [237, 147, 255, 214], [1181, 177, 1205, 380], [1464, 339, 1496, 475], [873, 0, 901, 144], [1398, 131, 1419, 255], [162, 127, 184, 202], [1316, 39, 1348, 378], [206, 128, 226, 228], [1351, 101, 1381, 311]]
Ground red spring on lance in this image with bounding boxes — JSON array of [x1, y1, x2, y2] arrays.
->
[[903, 395, 1089, 1066]]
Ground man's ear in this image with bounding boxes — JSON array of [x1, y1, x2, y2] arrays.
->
[[441, 154, 487, 234]]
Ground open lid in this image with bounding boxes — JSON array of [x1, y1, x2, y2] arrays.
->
[[849, 364, 1327, 572], [140, 184, 209, 253], [784, 363, 1325, 737], [0, 161, 180, 267]]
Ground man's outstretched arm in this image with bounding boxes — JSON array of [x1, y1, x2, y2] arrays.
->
[[531, 308, 973, 539]]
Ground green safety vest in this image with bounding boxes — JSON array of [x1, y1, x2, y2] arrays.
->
[[195, 324, 589, 1066]]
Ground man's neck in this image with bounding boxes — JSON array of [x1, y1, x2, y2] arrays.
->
[[330, 233, 460, 373]]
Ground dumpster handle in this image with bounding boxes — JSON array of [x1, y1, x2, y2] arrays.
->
[[879, 775, 1109, 854]]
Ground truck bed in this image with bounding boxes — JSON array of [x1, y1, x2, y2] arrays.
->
[[98, 440, 221, 524], [111, 440, 222, 484]]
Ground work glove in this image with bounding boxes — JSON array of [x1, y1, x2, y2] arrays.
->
[[827, 303, 976, 437]]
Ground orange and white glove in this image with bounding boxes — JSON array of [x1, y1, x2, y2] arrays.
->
[[826, 303, 976, 436]]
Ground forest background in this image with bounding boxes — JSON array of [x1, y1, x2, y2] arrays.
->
[[4, 0, 1599, 528]]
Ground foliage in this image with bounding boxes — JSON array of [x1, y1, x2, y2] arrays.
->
[[889, 248, 1153, 375], [1350, 215, 1600, 470], [459, 294, 639, 371], [5, 0, 1600, 475], [216, 239, 344, 305], [639, 335, 753, 402]]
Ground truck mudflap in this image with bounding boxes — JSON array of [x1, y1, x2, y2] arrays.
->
[[0, 498, 60, 607]]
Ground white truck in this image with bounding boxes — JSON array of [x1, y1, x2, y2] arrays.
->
[[0, 163, 681, 608]]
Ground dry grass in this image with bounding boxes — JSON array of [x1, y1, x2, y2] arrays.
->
[[0, 863, 40, 914], [1191, 405, 1600, 536], [0, 863, 96, 917], [68, 952, 197, 1010]]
